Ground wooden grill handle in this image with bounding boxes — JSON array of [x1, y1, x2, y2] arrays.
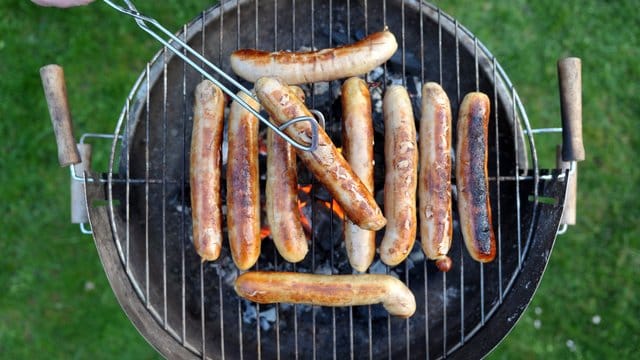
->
[[40, 64, 81, 167], [557, 57, 585, 162]]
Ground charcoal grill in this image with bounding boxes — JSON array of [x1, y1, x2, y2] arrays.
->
[[41, 0, 584, 358]]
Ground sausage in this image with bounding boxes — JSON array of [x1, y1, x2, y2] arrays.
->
[[227, 91, 262, 270], [230, 30, 397, 85], [455, 92, 496, 263], [419, 83, 453, 272], [255, 76, 386, 231], [234, 271, 416, 318], [190, 80, 225, 261], [379, 85, 418, 267], [265, 86, 309, 263], [341, 77, 376, 272]]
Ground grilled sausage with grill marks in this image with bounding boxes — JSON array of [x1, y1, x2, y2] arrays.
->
[[456, 92, 496, 263], [190, 80, 225, 261], [227, 91, 262, 270], [419, 83, 453, 272], [255, 76, 386, 231], [230, 30, 397, 85], [341, 77, 376, 272], [379, 85, 419, 266], [234, 271, 416, 318], [266, 86, 309, 263]]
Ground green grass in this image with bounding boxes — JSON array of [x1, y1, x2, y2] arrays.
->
[[1, 0, 638, 358]]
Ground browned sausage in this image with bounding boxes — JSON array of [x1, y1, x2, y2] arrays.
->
[[230, 30, 398, 85], [419, 83, 453, 272], [265, 86, 309, 263], [255, 76, 386, 231], [379, 85, 419, 266], [455, 92, 496, 263], [190, 80, 225, 261], [234, 271, 416, 318], [341, 77, 376, 272], [227, 91, 262, 270]]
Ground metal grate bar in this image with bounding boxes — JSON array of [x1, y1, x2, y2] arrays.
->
[[180, 23, 188, 348], [162, 47, 169, 330], [493, 56, 504, 302], [513, 86, 523, 270], [144, 63, 151, 310]]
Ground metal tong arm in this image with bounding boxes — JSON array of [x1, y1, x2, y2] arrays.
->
[[102, 0, 321, 152]]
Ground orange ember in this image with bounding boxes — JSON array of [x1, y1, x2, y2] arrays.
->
[[319, 199, 345, 220], [261, 184, 346, 241], [298, 184, 345, 221], [260, 226, 271, 240]]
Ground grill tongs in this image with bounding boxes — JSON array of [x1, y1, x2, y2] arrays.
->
[[43, 0, 323, 159], [105, 0, 323, 152]]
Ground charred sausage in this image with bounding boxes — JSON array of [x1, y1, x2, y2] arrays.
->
[[455, 92, 496, 263]]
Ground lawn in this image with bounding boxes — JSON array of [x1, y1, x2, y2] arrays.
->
[[1, 0, 638, 359]]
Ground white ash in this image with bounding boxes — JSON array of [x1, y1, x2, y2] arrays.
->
[[369, 66, 384, 82], [258, 307, 277, 331], [404, 245, 426, 271], [312, 82, 330, 96], [210, 256, 238, 287], [315, 262, 338, 275], [242, 300, 258, 324], [366, 65, 423, 121], [368, 259, 387, 275], [242, 301, 313, 329], [241, 300, 280, 332]]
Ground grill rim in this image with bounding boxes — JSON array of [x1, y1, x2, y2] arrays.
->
[[88, 0, 567, 359]]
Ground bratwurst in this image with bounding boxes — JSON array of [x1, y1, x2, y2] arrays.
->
[[227, 91, 262, 270], [455, 92, 496, 263], [419, 83, 453, 272], [379, 85, 419, 267], [255, 76, 386, 231], [190, 80, 225, 262], [230, 30, 397, 85], [341, 77, 376, 272], [265, 86, 309, 263], [234, 271, 416, 318]]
